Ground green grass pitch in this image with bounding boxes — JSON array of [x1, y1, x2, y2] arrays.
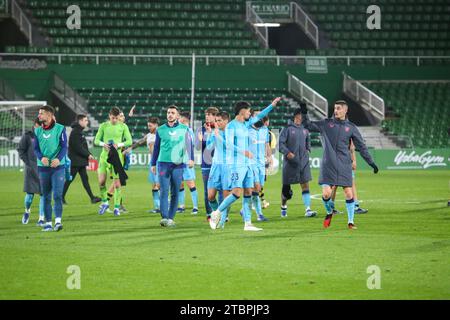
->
[[0, 168, 449, 299]]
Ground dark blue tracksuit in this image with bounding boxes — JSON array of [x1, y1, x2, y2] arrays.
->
[[279, 121, 312, 185], [302, 114, 375, 187]]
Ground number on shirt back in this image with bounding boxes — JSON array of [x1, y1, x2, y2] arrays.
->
[[231, 172, 239, 181]]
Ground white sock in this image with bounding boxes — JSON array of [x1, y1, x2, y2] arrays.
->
[[25, 208, 30, 214], [39, 215, 44, 220], [45, 222, 52, 227], [55, 218, 61, 224], [306, 206, 311, 211]]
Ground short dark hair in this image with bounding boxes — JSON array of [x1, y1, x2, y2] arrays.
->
[[167, 105, 179, 112], [76, 114, 87, 122], [234, 101, 251, 116], [293, 108, 303, 118], [109, 107, 121, 116], [205, 107, 219, 116], [262, 116, 269, 123], [180, 111, 190, 119], [334, 100, 348, 107], [148, 117, 159, 125], [218, 111, 229, 121], [39, 105, 55, 114]]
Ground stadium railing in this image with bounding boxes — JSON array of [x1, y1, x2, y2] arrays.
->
[[9, 0, 33, 45], [245, 1, 269, 49], [0, 78, 22, 101], [52, 73, 88, 115], [343, 73, 385, 121], [291, 2, 319, 49], [287, 71, 328, 118], [1, 53, 449, 66]]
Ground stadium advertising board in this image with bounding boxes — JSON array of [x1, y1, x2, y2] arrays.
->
[[250, 2, 291, 18], [1, 148, 449, 170], [308, 148, 450, 171], [306, 57, 328, 74]]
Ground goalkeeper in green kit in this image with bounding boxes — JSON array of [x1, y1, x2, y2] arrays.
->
[[94, 107, 132, 216]]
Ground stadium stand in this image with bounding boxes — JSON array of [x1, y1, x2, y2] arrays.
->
[[365, 81, 450, 148], [5, 0, 276, 60], [298, 0, 450, 60], [1, 1, 449, 149], [77, 86, 302, 135]]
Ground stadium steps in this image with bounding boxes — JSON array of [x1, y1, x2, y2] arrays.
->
[[363, 81, 450, 148], [358, 126, 400, 149]]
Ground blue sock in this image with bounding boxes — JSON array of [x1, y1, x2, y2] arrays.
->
[[190, 187, 198, 209], [152, 190, 160, 209], [24, 193, 34, 212], [346, 198, 355, 224], [355, 199, 360, 208], [217, 193, 239, 213], [178, 188, 185, 208], [329, 199, 335, 210], [252, 192, 262, 215], [243, 196, 252, 223], [302, 190, 311, 210], [209, 199, 219, 211], [322, 196, 332, 214], [38, 195, 44, 219]]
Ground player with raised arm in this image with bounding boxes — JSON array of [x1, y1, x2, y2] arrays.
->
[[301, 100, 378, 229], [243, 113, 270, 222], [209, 97, 281, 231]]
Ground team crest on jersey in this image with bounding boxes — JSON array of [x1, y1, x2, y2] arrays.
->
[[43, 133, 51, 139], [329, 124, 335, 128], [345, 127, 350, 132], [303, 130, 307, 135]]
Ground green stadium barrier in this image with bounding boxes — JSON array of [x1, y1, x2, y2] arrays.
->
[[1, 146, 448, 170], [308, 148, 450, 171]]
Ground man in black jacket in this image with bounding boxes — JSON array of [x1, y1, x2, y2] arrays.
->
[[62, 114, 101, 204]]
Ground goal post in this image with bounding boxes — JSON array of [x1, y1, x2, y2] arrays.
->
[[0, 101, 47, 169]]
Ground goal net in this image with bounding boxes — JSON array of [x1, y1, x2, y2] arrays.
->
[[0, 101, 47, 169]]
